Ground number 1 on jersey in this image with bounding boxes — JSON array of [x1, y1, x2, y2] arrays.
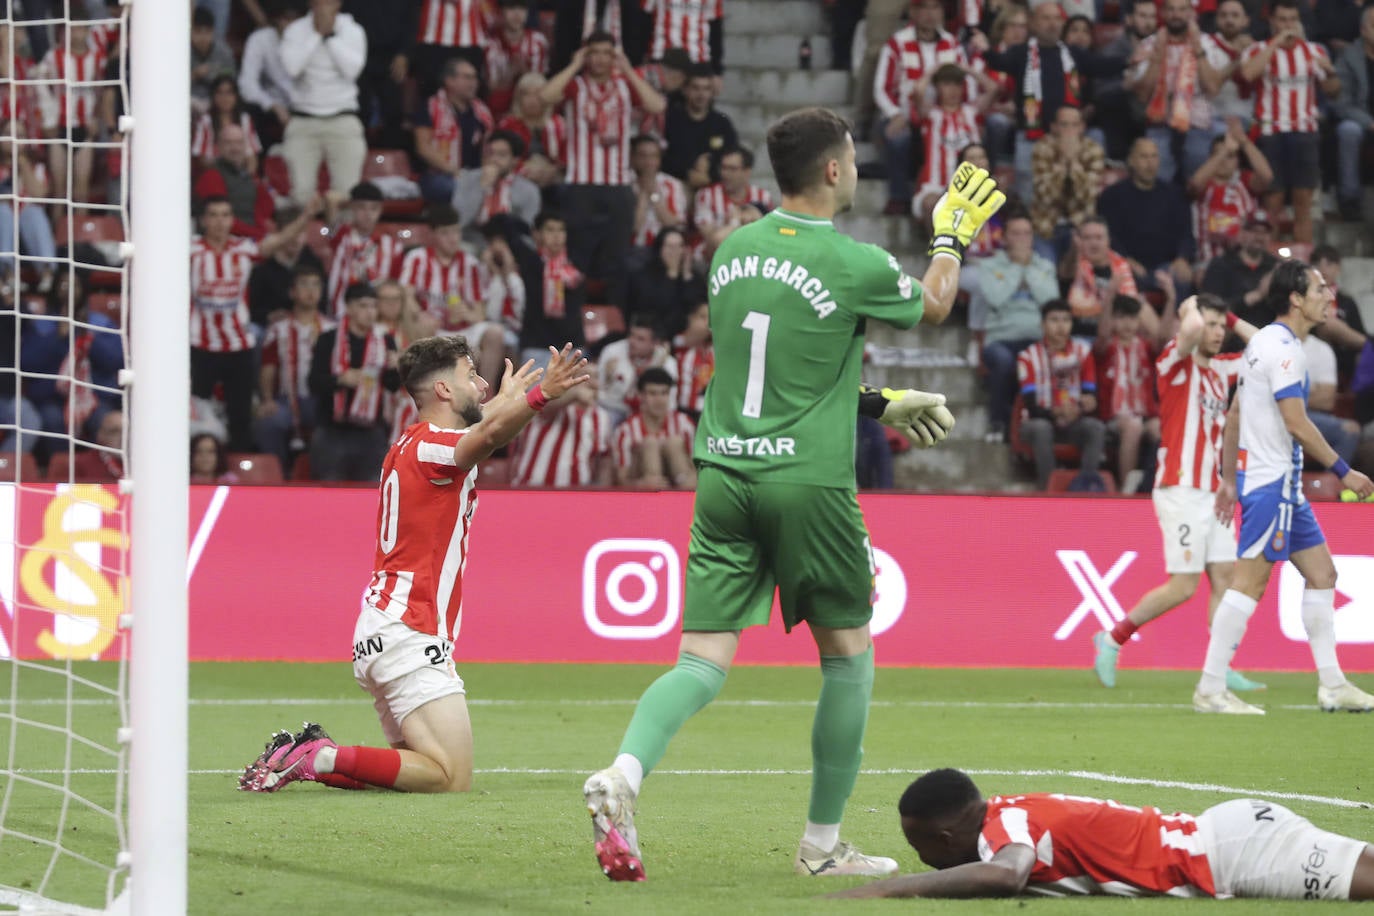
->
[[741, 310, 770, 418]]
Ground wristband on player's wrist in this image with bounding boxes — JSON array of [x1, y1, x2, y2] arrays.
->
[[1330, 458, 1351, 479], [526, 386, 550, 411], [928, 233, 965, 263], [1225, 311, 1239, 329]]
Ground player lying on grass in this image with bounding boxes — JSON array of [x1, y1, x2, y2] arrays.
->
[[829, 768, 1374, 900], [238, 336, 588, 793], [581, 105, 1005, 884]]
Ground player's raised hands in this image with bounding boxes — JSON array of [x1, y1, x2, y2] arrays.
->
[[539, 343, 591, 400], [496, 357, 544, 402]]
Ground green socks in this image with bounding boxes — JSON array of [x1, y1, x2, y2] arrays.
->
[[618, 651, 728, 776], [808, 646, 874, 825]]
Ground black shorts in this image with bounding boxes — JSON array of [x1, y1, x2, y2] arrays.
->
[[1256, 132, 1319, 191]]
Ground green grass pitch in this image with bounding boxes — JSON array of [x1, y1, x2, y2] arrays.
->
[[3, 662, 1373, 914]]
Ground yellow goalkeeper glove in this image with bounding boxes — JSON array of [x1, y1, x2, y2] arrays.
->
[[870, 387, 957, 449], [928, 162, 1007, 264]]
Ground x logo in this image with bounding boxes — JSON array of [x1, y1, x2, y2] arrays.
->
[[1053, 550, 1138, 641]]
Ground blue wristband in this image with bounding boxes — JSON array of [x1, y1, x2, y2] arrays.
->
[[1330, 458, 1351, 479]]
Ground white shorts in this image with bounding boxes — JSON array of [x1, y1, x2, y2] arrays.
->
[[1152, 486, 1236, 574], [352, 604, 466, 745], [1197, 799, 1367, 900]]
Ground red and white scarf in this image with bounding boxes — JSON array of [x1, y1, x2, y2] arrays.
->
[[331, 319, 390, 425], [477, 174, 515, 223], [1146, 37, 1197, 132], [1022, 38, 1078, 139], [1069, 252, 1137, 319], [582, 76, 627, 147], [57, 333, 97, 432], [541, 249, 582, 319], [426, 90, 490, 172]]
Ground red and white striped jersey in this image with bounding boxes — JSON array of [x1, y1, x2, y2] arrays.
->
[[191, 112, 263, 161], [485, 27, 550, 86], [633, 171, 687, 246], [1154, 339, 1243, 492], [1, 56, 40, 138], [693, 182, 773, 233], [643, 0, 721, 63], [979, 794, 1216, 897], [364, 422, 479, 643], [674, 342, 713, 413], [37, 44, 106, 130], [872, 27, 967, 121], [1193, 176, 1256, 263], [190, 235, 259, 352], [918, 104, 982, 187], [417, 0, 493, 47], [89, 21, 122, 56], [511, 403, 614, 487], [1244, 39, 1328, 135], [399, 246, 486, 333], [497, 113, 569, 169], [329, 227, 403, 317], [1017, 339, 1097, 410], [261, 312, 333, 399], [613, 411, 697, 468], [563, 74, 637, 185], [1097, 336, 1156, 420]]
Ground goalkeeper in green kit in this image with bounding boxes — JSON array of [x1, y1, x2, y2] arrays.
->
[[581, 107, 1006, 882]]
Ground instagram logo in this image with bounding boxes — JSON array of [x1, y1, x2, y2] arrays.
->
[[870, 547, 907, 637], [582, 539, 682, 640]]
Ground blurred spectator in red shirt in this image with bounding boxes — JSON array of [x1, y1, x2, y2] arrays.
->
[[613, 367, 696, 490], [194, 123, 276, 240], [486, 0, 552, 118], [1096, 295, 1161, 493], [256, 263, 333, 474], [194, 76, 263, 176], [73, 409, 124, 483], [598, 312, 678, 424], [497, 72, 569, 190], [328, 182, 401, 318], [672, 299, 712, 420], [414, 56, 494, 204], [511, 359, 615, 487], [190, 432, 241, 484]]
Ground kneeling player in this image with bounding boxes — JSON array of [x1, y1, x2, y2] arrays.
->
[[238, 337, 588, 793], [830, 768, 1374, 901]]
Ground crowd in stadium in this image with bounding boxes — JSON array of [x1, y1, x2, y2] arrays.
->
[[0, 0, 1371, 490]]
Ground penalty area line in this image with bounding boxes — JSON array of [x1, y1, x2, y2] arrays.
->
[[10, 766, 1369, 810]]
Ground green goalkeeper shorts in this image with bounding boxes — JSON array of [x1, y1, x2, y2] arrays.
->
[[683, 466, 876, 633]]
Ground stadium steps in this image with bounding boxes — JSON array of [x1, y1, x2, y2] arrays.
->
[[724, 33, 835, 72], [726, 0, 826, 36], [716, 67, 852, 107]]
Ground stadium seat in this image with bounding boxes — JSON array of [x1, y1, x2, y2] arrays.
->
[[582, 305, 626, 345], [362, 149, 425, 217], [387, 222, 432, 251], [0, 452, 40, 482], [291, 452, 311, 481], [227, 452, 284, 484], [1301, 471, 1343, 501], [481, 457, 512, 488], [1047, 468, 1118, 493], [1009, 394, 1082, 465], [1269, 241, 1313, 263], [56, 215, 124, 247], [46, 451, 70, 482], [304, 221, 334, 264]]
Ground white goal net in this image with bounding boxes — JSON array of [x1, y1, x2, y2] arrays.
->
[[0, 0, 183, 911]]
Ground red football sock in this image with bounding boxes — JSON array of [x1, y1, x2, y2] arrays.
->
[[1110, 619, 1139, 646], [317, 772, 368, 790], [332, 746, 403, 788]]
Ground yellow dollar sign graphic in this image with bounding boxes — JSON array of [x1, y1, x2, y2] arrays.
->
[[21, 485, 127, 660]]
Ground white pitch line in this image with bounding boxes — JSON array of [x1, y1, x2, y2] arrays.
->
[[4, 766, 1370, 810], [0, 697, 1340, 711]]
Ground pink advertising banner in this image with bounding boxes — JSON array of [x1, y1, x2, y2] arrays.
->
[[4, 484, 1374, 670]]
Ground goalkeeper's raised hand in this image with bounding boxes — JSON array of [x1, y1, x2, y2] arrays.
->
[[859, 386, 957, 449], [928, 161, 1007, 264]]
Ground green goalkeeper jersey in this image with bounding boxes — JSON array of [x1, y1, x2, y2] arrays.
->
[[694, 208, 925, 488]]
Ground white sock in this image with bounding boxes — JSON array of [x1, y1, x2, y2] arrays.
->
[[1301, 588, 1346, 689], [314, 745, 336, 774], [1199, 590, 1257, 695], [613, 753, 644, 796], [802, 821, 840, 852]]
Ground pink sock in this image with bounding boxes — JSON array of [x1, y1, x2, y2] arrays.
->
[[332, 746, 403, 788], [1110, 619, 1138, 646]]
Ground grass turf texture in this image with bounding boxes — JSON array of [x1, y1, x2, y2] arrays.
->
[[3, 662, 1373, 914]]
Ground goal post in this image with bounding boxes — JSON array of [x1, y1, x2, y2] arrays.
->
[[128, 0, 189, 911]]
